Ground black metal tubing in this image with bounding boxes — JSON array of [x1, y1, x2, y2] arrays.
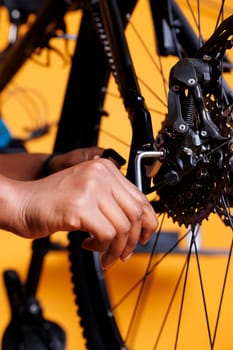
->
[[54, 0, 138, 153], [149, 0, 200, 58], [54, 8, 110, 152]]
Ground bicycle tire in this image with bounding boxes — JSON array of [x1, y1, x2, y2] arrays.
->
[[64, 1, 233, 349]]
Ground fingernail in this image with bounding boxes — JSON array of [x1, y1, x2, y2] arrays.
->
[[122, 252, 133, 263], [141, 234, 151, 246], [101, 254, 114, 270]]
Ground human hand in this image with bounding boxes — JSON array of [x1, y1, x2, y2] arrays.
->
[[47, 147, 104, 174], [11, 158, 158, 268]]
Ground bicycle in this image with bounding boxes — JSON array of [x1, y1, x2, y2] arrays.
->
[[1, 0, 233, 349]]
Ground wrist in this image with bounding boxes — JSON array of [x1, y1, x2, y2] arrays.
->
[[40, 152, 61, 177]]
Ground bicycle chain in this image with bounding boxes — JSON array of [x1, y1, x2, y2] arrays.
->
[[90, 4, 119, 84]]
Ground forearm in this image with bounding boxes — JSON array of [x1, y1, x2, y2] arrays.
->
[[0, 147, 104, 181], [0, 174, 26, 234], [0, 153, 49, 180]]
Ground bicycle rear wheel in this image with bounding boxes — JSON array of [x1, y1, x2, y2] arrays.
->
[[66, 1, 233, 349]]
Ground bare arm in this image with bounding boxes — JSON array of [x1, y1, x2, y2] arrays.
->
[[0, 153, 50, 180], [0, 147, 103, 180]]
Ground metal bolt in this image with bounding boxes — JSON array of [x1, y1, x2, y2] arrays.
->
[[29, 303, 39, 314], [188, 78, 196, 86], [200, 130, 207, 137], [178, 124, 186, 132], [11, 9, 20, 19]]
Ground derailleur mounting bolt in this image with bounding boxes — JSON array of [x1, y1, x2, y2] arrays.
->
[[188, 78, 196, 86], [178, 124, 187, 132]]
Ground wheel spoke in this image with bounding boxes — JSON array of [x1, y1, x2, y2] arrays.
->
[[212, 195, 233, 347], [192, 226, 213, 347], [68, 1, 233, 348]]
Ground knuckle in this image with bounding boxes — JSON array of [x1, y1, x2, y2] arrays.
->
[[102, 227, 117, 241], [63, 211, 80, 231], [119, 220, 131, 234], [91, 157, 111, 171], [140, 195, 150, 207], [130, 204, 143, 221]]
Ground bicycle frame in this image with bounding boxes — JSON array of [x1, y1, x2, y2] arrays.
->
[[55, 0, 233, 189], [2, 1, 233, 349], [54, 0, 199, 188]]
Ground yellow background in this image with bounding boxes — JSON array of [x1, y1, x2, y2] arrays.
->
[[0, 1, 233, 349]]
